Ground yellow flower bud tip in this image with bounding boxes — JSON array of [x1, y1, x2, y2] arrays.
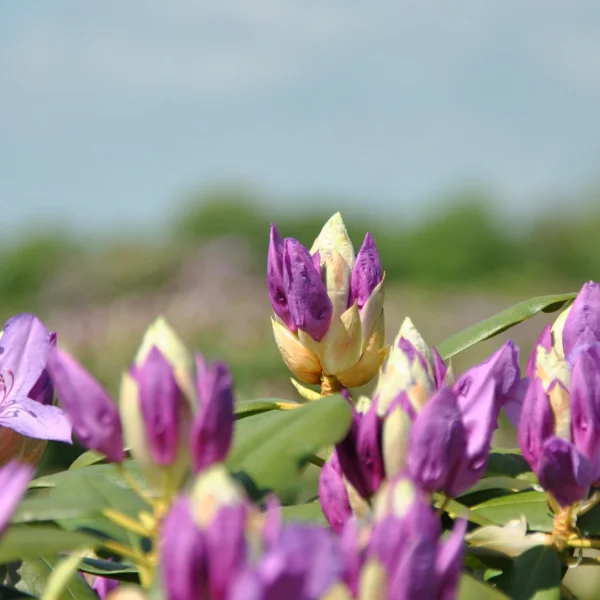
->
[[310, 213, 355, 269], [106, 586, 147, 600], [391, 478, 417, 518], [191, 463, 246, 527]]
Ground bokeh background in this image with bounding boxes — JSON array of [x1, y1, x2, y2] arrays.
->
[[2, 2, 600, 594]]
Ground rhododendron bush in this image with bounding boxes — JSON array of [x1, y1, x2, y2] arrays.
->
[[0, 213, 598, 599]]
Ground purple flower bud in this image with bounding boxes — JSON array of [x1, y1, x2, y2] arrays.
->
[[569, 347, 600, 480], [537, 437, 593, 507], [161, 497, 209, 600], [133, 347, 182, 466], [336, 401, 383, 500], [563, 281, 600, 359], [452, 340, 520, 490], [526, 324, 552, 378], [267, 224, 294, 330], [407, 387, 467, 496], [47, 348, 124, 462], [431, 347, 449, 388], [92, 574, 119, 599], [348, 233, 382, 309], [283, 238, 333, 342], [192, 354, 234, 473], [518, 379, 555, 474], [319, 452, 352, 534], [435, 518, 468, 600], [0, 460, 34, 536]]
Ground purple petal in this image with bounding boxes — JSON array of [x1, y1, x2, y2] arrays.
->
[[339, 519, 362, 595], [262, 495, 283, 548], [228, 569, 263, 600], [356, 401, 384, 496], [0, 314, 51, 399], [335, 409, 371, 500], [537, 437, 593, 507], [267, 223, 294, 329], [454, 341, 520, 485], [407, 387, 467, 496], [502, 378, 529, 430], [92, 576, 119, 600], [431, 347, 448, 388], [570, 347, 600, 478], [192, 356, 234, 473], [47, 348, 123, 459], [398, 337, 430, 377], [27, 332, 57, 407], [525, 324, 552, 378], [348, 233, 382, 309], [517, 379, 555, 474], [160, 497, 208, 600], [435, 519, 467, 600], [283, 238, 333, 342], [563, 281, 600, 359], [319, 454, 352, 534], [0, 397, 72, 444], [205, 505, 247, 599], [0, 460, 34, 535], [134, 347, 181, 466]]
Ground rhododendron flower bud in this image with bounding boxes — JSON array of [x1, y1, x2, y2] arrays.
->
[[268, 213, 387, 396], [48, 348, 124, 463], [191, 354, 234, 473], [519, 341, 600, 506], [121, 323, 194, 492]]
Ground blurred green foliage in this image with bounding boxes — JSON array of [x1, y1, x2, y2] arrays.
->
[[2, 187, 599, 320]]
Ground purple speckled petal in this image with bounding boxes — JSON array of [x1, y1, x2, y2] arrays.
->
[[283, 238, 333, 342], [0, 314, 51, 399], [348, 233, 382, 309], [563, 281, 600, 359]]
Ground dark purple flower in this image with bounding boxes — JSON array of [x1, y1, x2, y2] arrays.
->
[[283, 238, 333, 342], [191, 354, 234, 473], [132, 347, 182, 466], [348, 233, 382, 309], [47, 347, 123, 461], [562, 281, 600, 360], [0, 460, 34, 536], [0, 315, 71, 443]]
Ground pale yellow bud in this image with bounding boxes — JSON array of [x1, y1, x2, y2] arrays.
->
[[271, 319, 322, 384]]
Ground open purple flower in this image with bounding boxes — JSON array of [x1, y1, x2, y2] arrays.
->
[[0, 315, 71, 445]]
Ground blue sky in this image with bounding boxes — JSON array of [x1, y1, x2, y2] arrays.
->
[[1, 1, 600, 236]]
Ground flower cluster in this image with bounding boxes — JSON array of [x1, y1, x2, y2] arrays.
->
[[268, 213, 386, 396]]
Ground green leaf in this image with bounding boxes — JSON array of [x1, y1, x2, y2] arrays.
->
[[228, 395, 352, 499], [17, 556, 96, 600], [0, 586, 36, 599], [26, 463, 149, 544], [484, 450, 531, 479], [458, 573, 510, 599], [470, 491, 553, 531], [574, 501, 600, 536], [77, 558, 139, 584], [235, 399, 289, 419], [0, 527, 98, 564], [280, 502, 327, 525], [495, 546, 562, 600], [436, 293, 576, 359], [42, 550, 96, 600], [69, 450, 107, 470]]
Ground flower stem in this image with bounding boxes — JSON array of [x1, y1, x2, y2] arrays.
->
[[320, 375, 342, 396]]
